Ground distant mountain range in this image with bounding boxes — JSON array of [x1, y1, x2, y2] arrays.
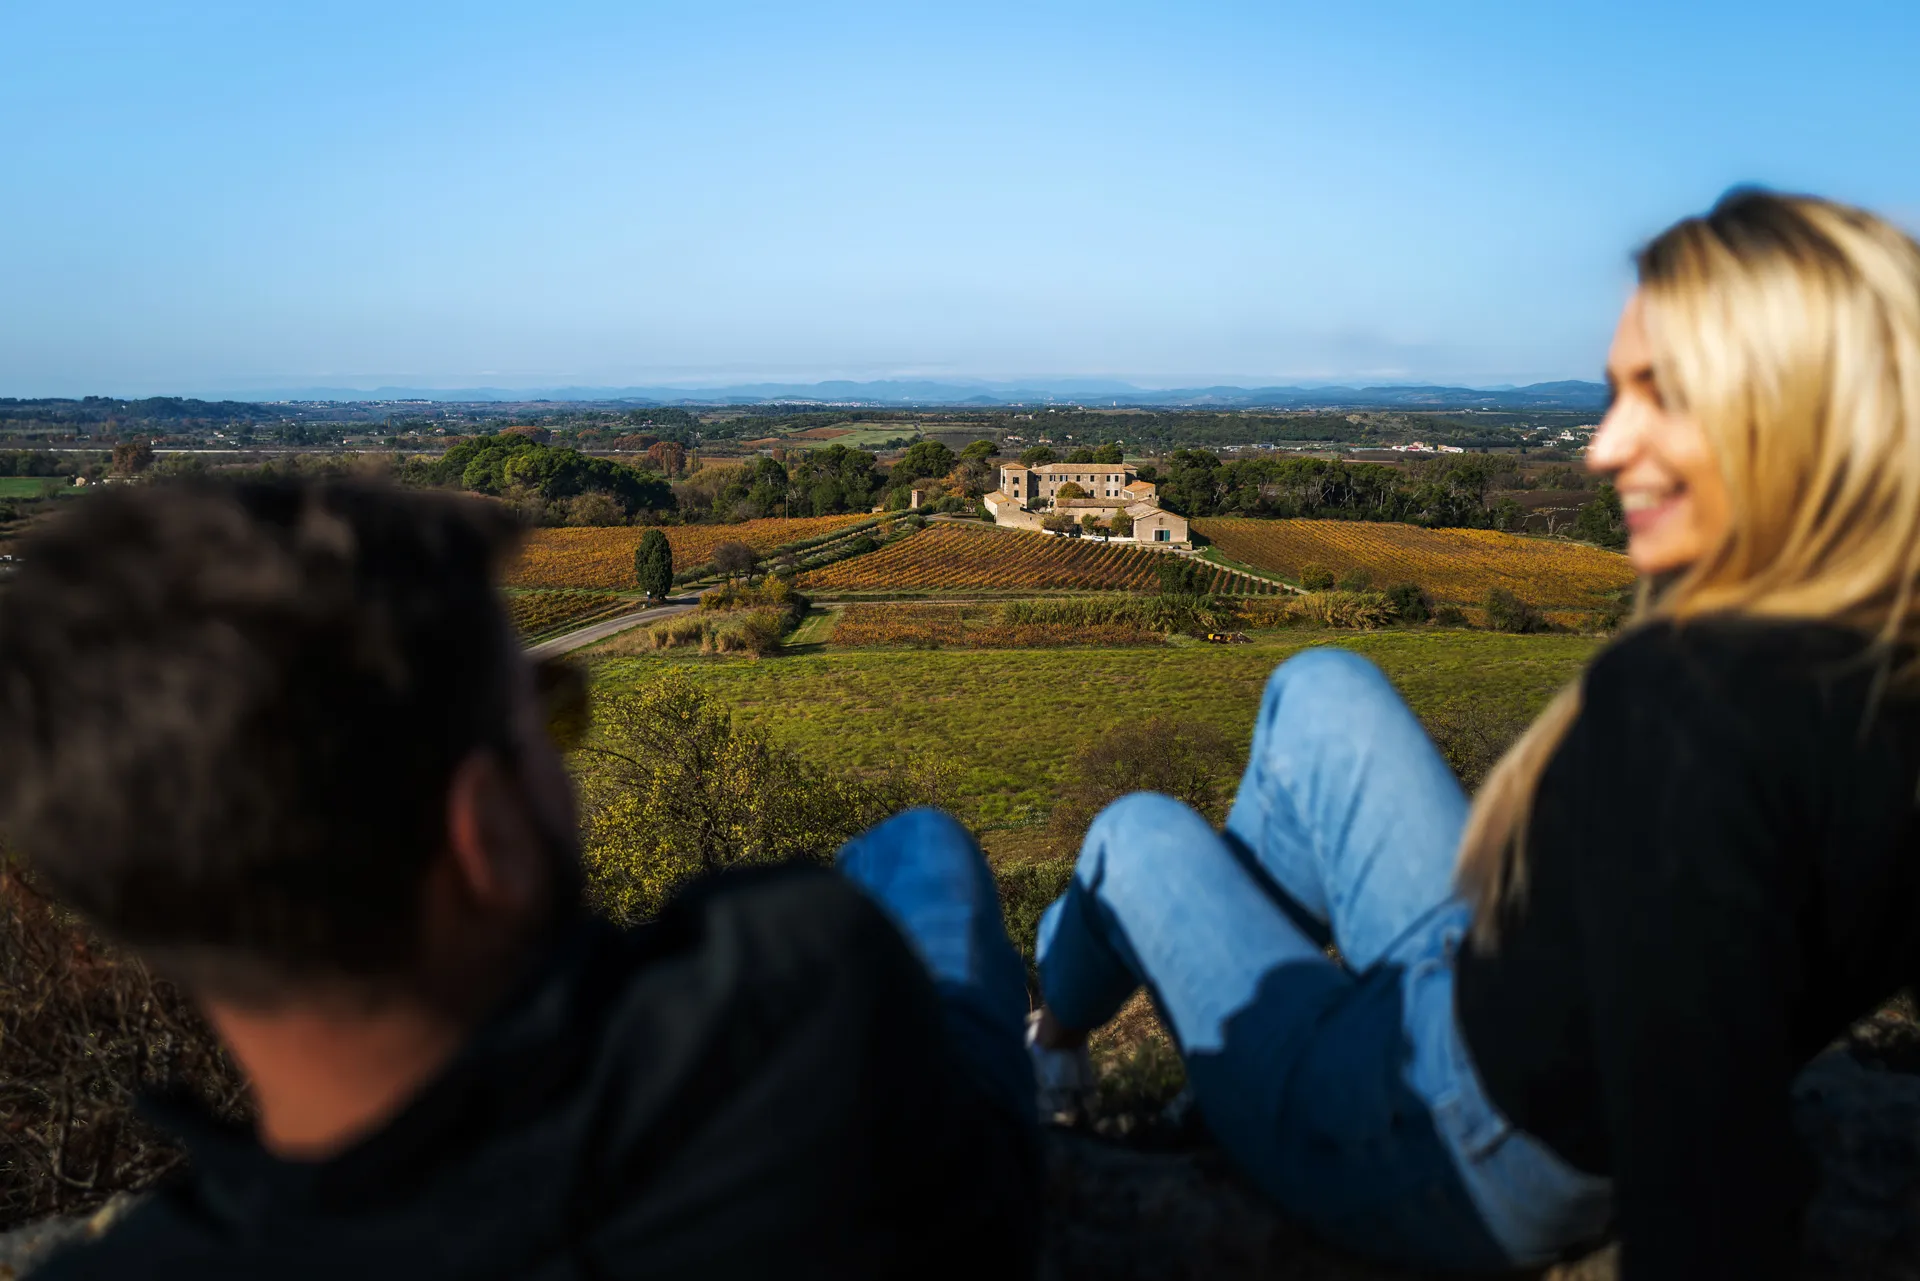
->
[[209, 378, 1608, 411]]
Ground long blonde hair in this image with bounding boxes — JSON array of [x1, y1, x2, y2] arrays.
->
[[1457, 190, 1920, 941]]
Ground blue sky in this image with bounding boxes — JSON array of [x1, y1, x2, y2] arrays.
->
[[2, 1, 1916, 397]]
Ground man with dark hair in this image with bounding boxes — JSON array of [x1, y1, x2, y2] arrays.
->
[[0, 479, 1038, 1280]]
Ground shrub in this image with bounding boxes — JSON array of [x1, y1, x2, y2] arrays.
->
[[999, 593, 1239, 636], [1573, 481, 1627, 549], [701, 575, 796, 614], [573, 674, 950, 922], [636, 613, 709, 649], [1484, 587, 1550, 634], [1045, 718, 1241, 856], [1211, 592, 1396, 631], [1334, 567, 1373, 592], [1155, 556, 1211, 598], [1595, 586, 1633, 632], [1385, 581, 1432, 622], [1297, 590, 1396, 630], [995, 856, 1074, 986], [1421, 704, 1533, 792], [1299, 563, 1335, 591], [702, 607, 788, 655], [563, 491, 627, 527], [625, 606, 793, 657], [1233, 596, 1312, 629]]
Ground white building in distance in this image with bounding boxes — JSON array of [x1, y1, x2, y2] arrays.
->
[[983, 460, 1191, 545]]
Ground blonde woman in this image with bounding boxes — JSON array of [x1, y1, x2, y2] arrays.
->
[[1027, 190, 1920, 1278]]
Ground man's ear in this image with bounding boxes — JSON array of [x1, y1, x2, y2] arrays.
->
[[443, 749, 544, 915]]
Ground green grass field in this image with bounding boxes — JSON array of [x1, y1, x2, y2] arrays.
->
[[587, 629, 1597, 827], [0, 477, 64, 498], [782, 606, 842, 646], [781, 425, 921, 451]]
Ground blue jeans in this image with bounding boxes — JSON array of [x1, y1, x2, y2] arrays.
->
[[1036, 648, 1613, 1270], [836, 808, 1036, 1130]]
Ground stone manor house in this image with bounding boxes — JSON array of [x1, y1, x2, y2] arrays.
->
[[982, 461, 1191, 544]]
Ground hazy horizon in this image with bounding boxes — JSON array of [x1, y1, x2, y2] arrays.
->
[[4, 1, 1917, 400], [59, 373, 1609, 405]]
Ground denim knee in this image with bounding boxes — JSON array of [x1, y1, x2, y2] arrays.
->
[[1037, 793, 1205, 1031], [839, 806, 991, 898], [1079, 792, 1214, 891], [1260, 647, 1400, 731], [1067, 792, 1224, 950]]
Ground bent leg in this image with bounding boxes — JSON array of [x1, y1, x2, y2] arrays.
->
[[836, 808, 1033, 1126], [1223, 647, 1469, 971], [1037, 792, 1343, 1056], [1038, 791, 1505, 1271]]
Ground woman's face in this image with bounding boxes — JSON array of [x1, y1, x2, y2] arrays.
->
[[1586, 291, 1732, 576]]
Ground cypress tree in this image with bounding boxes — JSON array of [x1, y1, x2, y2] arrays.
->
[[634, 528, 673, 600]]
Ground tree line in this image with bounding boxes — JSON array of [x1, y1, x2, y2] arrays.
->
[[671, 439, 1003, 522], [1145, 448, 1623, 543]]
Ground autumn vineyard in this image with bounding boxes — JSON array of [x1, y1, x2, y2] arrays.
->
[[505, 591, 634, 638], [499, 511, 1632, 646], [797, 524, 1271, 594], [1192, 518, 1634, 609], [507, 515, 873, 590]]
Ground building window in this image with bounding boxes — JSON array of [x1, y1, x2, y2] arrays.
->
[[1155, 528, 1170, 542]]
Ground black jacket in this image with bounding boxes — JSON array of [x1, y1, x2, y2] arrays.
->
[[1458, 619, 1920, 1281], [41, 866, 1041, 1280]]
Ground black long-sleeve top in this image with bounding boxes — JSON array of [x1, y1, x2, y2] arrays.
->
[[1457, 618, 1920, 1281]]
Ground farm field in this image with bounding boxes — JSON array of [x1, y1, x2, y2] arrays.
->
[[587, 630, 1596, 827], [0, 477, 61, 498], [798, 523, 1261, 594], [827, 603, 1164, 649], [505, 590, 635, 638], [508, 515, 872, 590], [1195, 518, 1633, 609], [783, 423, 922, 451]]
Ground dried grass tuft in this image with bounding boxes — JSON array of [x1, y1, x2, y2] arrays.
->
[[0, 858, 248, 1230]]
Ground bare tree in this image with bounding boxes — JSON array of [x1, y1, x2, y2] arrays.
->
[[711, 540, 757, 583]]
